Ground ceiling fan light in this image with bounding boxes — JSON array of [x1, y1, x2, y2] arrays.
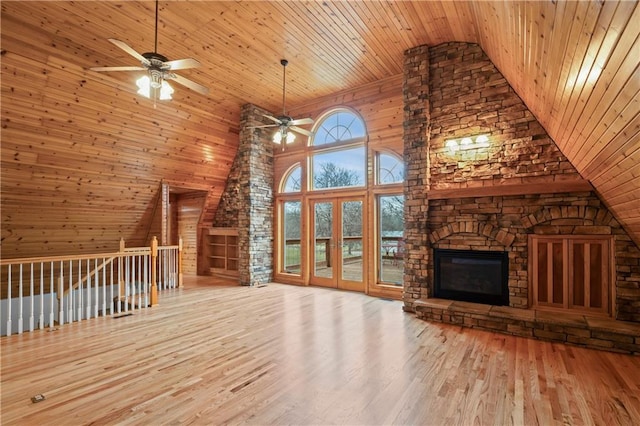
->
[[272, 131, 283, 144], [136, 75, 151, 98], [159, 80, 174, 100], [150, 71, 162, 89], [286, 131, 296, 144]]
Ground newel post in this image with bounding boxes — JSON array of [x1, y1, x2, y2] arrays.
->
[[178, 236, 184, 288], [150, 236, 159, 306]]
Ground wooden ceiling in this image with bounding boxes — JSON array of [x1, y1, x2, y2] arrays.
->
[[1, 1, 639, 256]]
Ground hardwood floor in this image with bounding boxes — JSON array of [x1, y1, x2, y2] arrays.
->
[[2, 277, 639, 425]]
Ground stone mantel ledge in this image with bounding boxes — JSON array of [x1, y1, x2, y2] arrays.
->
[[414, 298, 640, 354], [427, 179, 593, 200]]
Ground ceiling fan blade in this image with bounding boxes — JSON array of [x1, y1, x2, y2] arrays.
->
[[167, 73, 210, 95], [290, 117, 314, 126], [290, 126, 314, 137], [107, 38, 150, 66], [163, 58, 201, 70], [90, 66, 146, 72], [262, 114, 282, 124]]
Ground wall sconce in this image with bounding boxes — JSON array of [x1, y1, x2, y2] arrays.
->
[[460, 137, 473, 147], [445, 135, 490, 154], [475, 135, 489, 146], [445, 139, 460, 153]]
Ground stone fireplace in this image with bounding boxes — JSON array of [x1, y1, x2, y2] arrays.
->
[[402, 42, 640, 353]]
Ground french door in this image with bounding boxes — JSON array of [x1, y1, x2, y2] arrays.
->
[[310, 197, 365, 292]]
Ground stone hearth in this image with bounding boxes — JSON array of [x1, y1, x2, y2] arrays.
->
[[414, 298, 640, 354]]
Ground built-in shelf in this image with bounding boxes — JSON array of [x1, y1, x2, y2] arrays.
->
[[202, 227, 238, 279]]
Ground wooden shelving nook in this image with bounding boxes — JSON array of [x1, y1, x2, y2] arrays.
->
[[202, 227, 239, 279]]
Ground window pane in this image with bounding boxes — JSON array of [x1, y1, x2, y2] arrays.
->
[[342, 200, 363, 282], [282, 165, 301, 193], [314, 202, 333, 278], [378, 153, 404, 184], [313, 110, 366, 146], [312, 147, 366, 190], [283, 201, 301, 275], [379, 195, 404, 285]]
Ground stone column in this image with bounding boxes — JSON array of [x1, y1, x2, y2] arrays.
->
[[239, 104, 274, 286], [403, 45, 431, 311], [214, 104, 274, 286]]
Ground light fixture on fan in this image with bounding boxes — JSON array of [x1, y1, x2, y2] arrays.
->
[[136, 71, 174, 100], [273, 126, 296, 145]]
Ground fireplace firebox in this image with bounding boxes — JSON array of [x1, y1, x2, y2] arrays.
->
[[434, 249, 509, 306]]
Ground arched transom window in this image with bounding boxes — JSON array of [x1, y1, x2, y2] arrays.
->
[[377, 152, 404, 185], [310, 109, 367, 191], [281, 164, 302, 193], [312, 109, 367, 146]]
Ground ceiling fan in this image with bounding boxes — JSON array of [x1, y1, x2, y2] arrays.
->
[[89, 0, 209, 102], [250, 59, 314, 147]]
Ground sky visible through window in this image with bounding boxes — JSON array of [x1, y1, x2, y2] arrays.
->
[[283, 166, 301, 192], [312, 146, 366, 189], [313, 110, 366, 145], [378, 153, 404, 184]]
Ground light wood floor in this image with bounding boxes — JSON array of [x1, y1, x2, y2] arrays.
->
[[2, 277, 639, 425]]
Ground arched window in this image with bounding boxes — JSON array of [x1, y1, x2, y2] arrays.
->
[[312, 109, 366, 146], [274, 105, 405, 294], [281, 164, 302, 193], [310, 109, 367, 191], [377, 152, 404, 185]]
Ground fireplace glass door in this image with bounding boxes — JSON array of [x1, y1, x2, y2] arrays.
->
[[434, 249, 509, 306]]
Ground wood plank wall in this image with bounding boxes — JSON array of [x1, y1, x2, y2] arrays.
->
[[175, 192, 207, 275], [1, 17, 239, 258], [1, 0, 638, 259]]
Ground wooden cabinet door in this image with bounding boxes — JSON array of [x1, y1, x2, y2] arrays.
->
[[530, 235, 612, 316]]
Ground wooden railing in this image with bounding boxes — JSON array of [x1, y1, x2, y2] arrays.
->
[[0, 237, 182, 336], [283, 236, 402, 271]]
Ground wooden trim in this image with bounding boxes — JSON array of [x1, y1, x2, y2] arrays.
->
[[427, 180, 593, 200], [273, 198, 306, 282], [207, 227, 239, 236], [368, 284, 403, 301]]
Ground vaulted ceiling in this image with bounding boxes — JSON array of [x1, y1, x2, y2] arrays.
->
[[1, 1, 638, 256]]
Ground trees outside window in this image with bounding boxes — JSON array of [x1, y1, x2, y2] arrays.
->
[[312, 147, 365, 190]]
